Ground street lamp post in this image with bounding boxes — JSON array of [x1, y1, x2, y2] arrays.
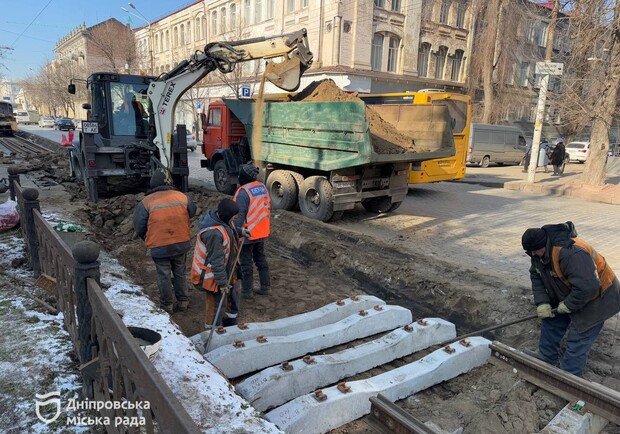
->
[[123, 3, 153, 75]]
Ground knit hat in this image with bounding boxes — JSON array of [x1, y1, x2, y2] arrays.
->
[[239, 163, 259, 185], [217, 198, 239, 222], [522, 228, 547, 251], [150, 169, 167, 188]]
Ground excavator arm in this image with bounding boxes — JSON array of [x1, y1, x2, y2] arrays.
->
[[147, 28, 312, 174]]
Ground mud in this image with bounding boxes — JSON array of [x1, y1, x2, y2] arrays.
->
[[12, 155, 620, 433], [293, 80, 418, 154]]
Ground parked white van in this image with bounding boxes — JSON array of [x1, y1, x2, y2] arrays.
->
[[466, 124, 527, 167], [15, 110, 40, 125]]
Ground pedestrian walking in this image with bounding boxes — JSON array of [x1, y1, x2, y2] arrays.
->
[[538, 140, 550, 173], [521, 222, 620, 376], [133, 169, 196, 314], [233, 163, 272, 299], [522, 141, 532, 173], [549, 139, 566, 176], [191, 198, 242, 328]]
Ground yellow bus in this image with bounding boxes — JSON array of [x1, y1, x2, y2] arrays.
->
[[360, 91, 472, 184]]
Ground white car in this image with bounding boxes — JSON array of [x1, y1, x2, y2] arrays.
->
[[565, 141, 590, 163], [38, 116, 55, 128]]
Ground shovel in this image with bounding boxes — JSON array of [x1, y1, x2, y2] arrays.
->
[[204, 236, 245, 354]]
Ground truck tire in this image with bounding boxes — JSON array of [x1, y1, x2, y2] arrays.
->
[[298, 176, 336, 222], [480, 156, 491, 168], [267, 170, 298, 210], [290, 172, 304, 211], [214, 160, 236, 195], [361, 196, 395, 213]]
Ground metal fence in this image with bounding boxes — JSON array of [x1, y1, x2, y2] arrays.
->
[[9, 168, 200, 433]]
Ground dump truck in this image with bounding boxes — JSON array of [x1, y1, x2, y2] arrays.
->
[[200, 97, 456, 221]]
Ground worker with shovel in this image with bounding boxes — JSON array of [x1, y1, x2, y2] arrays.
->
[[191, 198, 245, 329], [522, 222, 620, 376]]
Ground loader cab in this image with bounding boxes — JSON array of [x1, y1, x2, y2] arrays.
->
[[72, 73, 154, 142]]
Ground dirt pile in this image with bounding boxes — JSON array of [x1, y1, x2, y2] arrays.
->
[[292, 80, 418, 154]]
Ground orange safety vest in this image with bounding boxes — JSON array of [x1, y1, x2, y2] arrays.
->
[[233, 181, 271, 240], [142, 190, 190, 248], [551, 237, 616, 300], [191, 226, 231, 292]]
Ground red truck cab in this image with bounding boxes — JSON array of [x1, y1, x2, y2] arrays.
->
[[200, 100, 246, 163]]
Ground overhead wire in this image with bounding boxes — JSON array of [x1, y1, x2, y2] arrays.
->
[[9, 0, 54, 47]]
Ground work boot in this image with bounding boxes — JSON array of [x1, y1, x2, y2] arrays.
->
[[255, 288, 270, 296], [241, 289, 254, 300], [160, 304, 174, 315], [174, 301, 189, 313]]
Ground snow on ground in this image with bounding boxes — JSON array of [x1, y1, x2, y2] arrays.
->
[[0, 235, 87, 433], [0, 227, 281, 433], [98, 252, 282, 433]]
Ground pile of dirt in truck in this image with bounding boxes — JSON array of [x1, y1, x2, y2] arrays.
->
[[293, 79, 418, 155]]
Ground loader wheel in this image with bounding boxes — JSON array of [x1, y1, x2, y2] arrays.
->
[[361, 196, 396, 213], [214, 160, 236, 195], [299, 176, 336, 222], [267, 170, 298, 210]]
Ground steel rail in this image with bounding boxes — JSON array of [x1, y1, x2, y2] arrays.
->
[[0, 136, 52, 155], [367, 394, 440, 434], [490, 341, 620, 425]]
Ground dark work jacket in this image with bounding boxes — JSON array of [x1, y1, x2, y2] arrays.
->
[[528, 222, 620, 332], [196, 211, 239, 289], [133, 185, 196, 258]]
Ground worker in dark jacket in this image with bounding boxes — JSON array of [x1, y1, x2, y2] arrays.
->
[[134, 169, 196, 314], [233, 163, 271, 299], [191, 198, 241, 328], [522, 222, 620, 376], [549, 139, 566, 176]]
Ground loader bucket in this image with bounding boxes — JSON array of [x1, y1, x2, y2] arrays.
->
[[265, 57, 303, 92]]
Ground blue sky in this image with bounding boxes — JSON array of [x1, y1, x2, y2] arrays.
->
[[0, 0, 197, 81]]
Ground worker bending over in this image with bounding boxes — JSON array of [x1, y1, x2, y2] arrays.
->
[[522, 221, 620, 376]]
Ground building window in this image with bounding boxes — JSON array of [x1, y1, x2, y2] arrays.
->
[[519, 61, 529, 86], [266, 0, 274, 19], [387, 37, 399, 72], [392, 0, 401, 12], [244, 0, 251, 24], [456, 0, 466, 28], [187, 22, 191, 44], [230, 4, 237, 28], [434, 46, 448, 79], [440, 0, 451, 24], [451, 49, 464, 81], [287, 0, 295, 12], [374, 0, 385, 7], [255, 0, 263, 23], [174, 27, 179, 46], [195, 17, 201, 41], [538, 23, 548, 47], [371, 33, 384, 71], [302, 0, 308, 8], [165, 30, 169, 50], [155, 34, 159, 53], [180, 24, 185, 45], [211, 11, 217, 35], [422, 0, 433, 21], [203, 17, 207, 40], [221, 7, 227, 33], [418, 42, 430, 77]]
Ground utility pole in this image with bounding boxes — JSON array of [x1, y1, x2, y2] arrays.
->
[[528, 0, 560, 183]]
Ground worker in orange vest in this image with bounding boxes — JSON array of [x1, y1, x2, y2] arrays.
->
[[522, 222, 620, 376], [191, 198, 242, 327], [233, 163, 271, 299], [133, 169, 196, 314]]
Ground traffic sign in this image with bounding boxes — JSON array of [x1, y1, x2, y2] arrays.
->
[[535, 62, 564, 76], [240, 85, 252, 98]]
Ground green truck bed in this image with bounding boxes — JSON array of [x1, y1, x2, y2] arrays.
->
[[223, 99, 455, 172]]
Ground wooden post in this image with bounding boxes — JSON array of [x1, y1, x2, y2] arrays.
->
[[72, 240, 101, 398], [7, 166, 20, 202], [21, 188, 41, 277]]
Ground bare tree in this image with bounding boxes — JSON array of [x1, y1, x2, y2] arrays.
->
[[87, 19, 137, 73]]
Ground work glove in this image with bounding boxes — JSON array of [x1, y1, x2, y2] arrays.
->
[[557, 301, 571, 314], [536, 303, 555, 319], [241, 228, 251, 238]]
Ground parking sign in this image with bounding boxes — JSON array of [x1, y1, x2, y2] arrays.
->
[[241, 85, 251, 98]]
